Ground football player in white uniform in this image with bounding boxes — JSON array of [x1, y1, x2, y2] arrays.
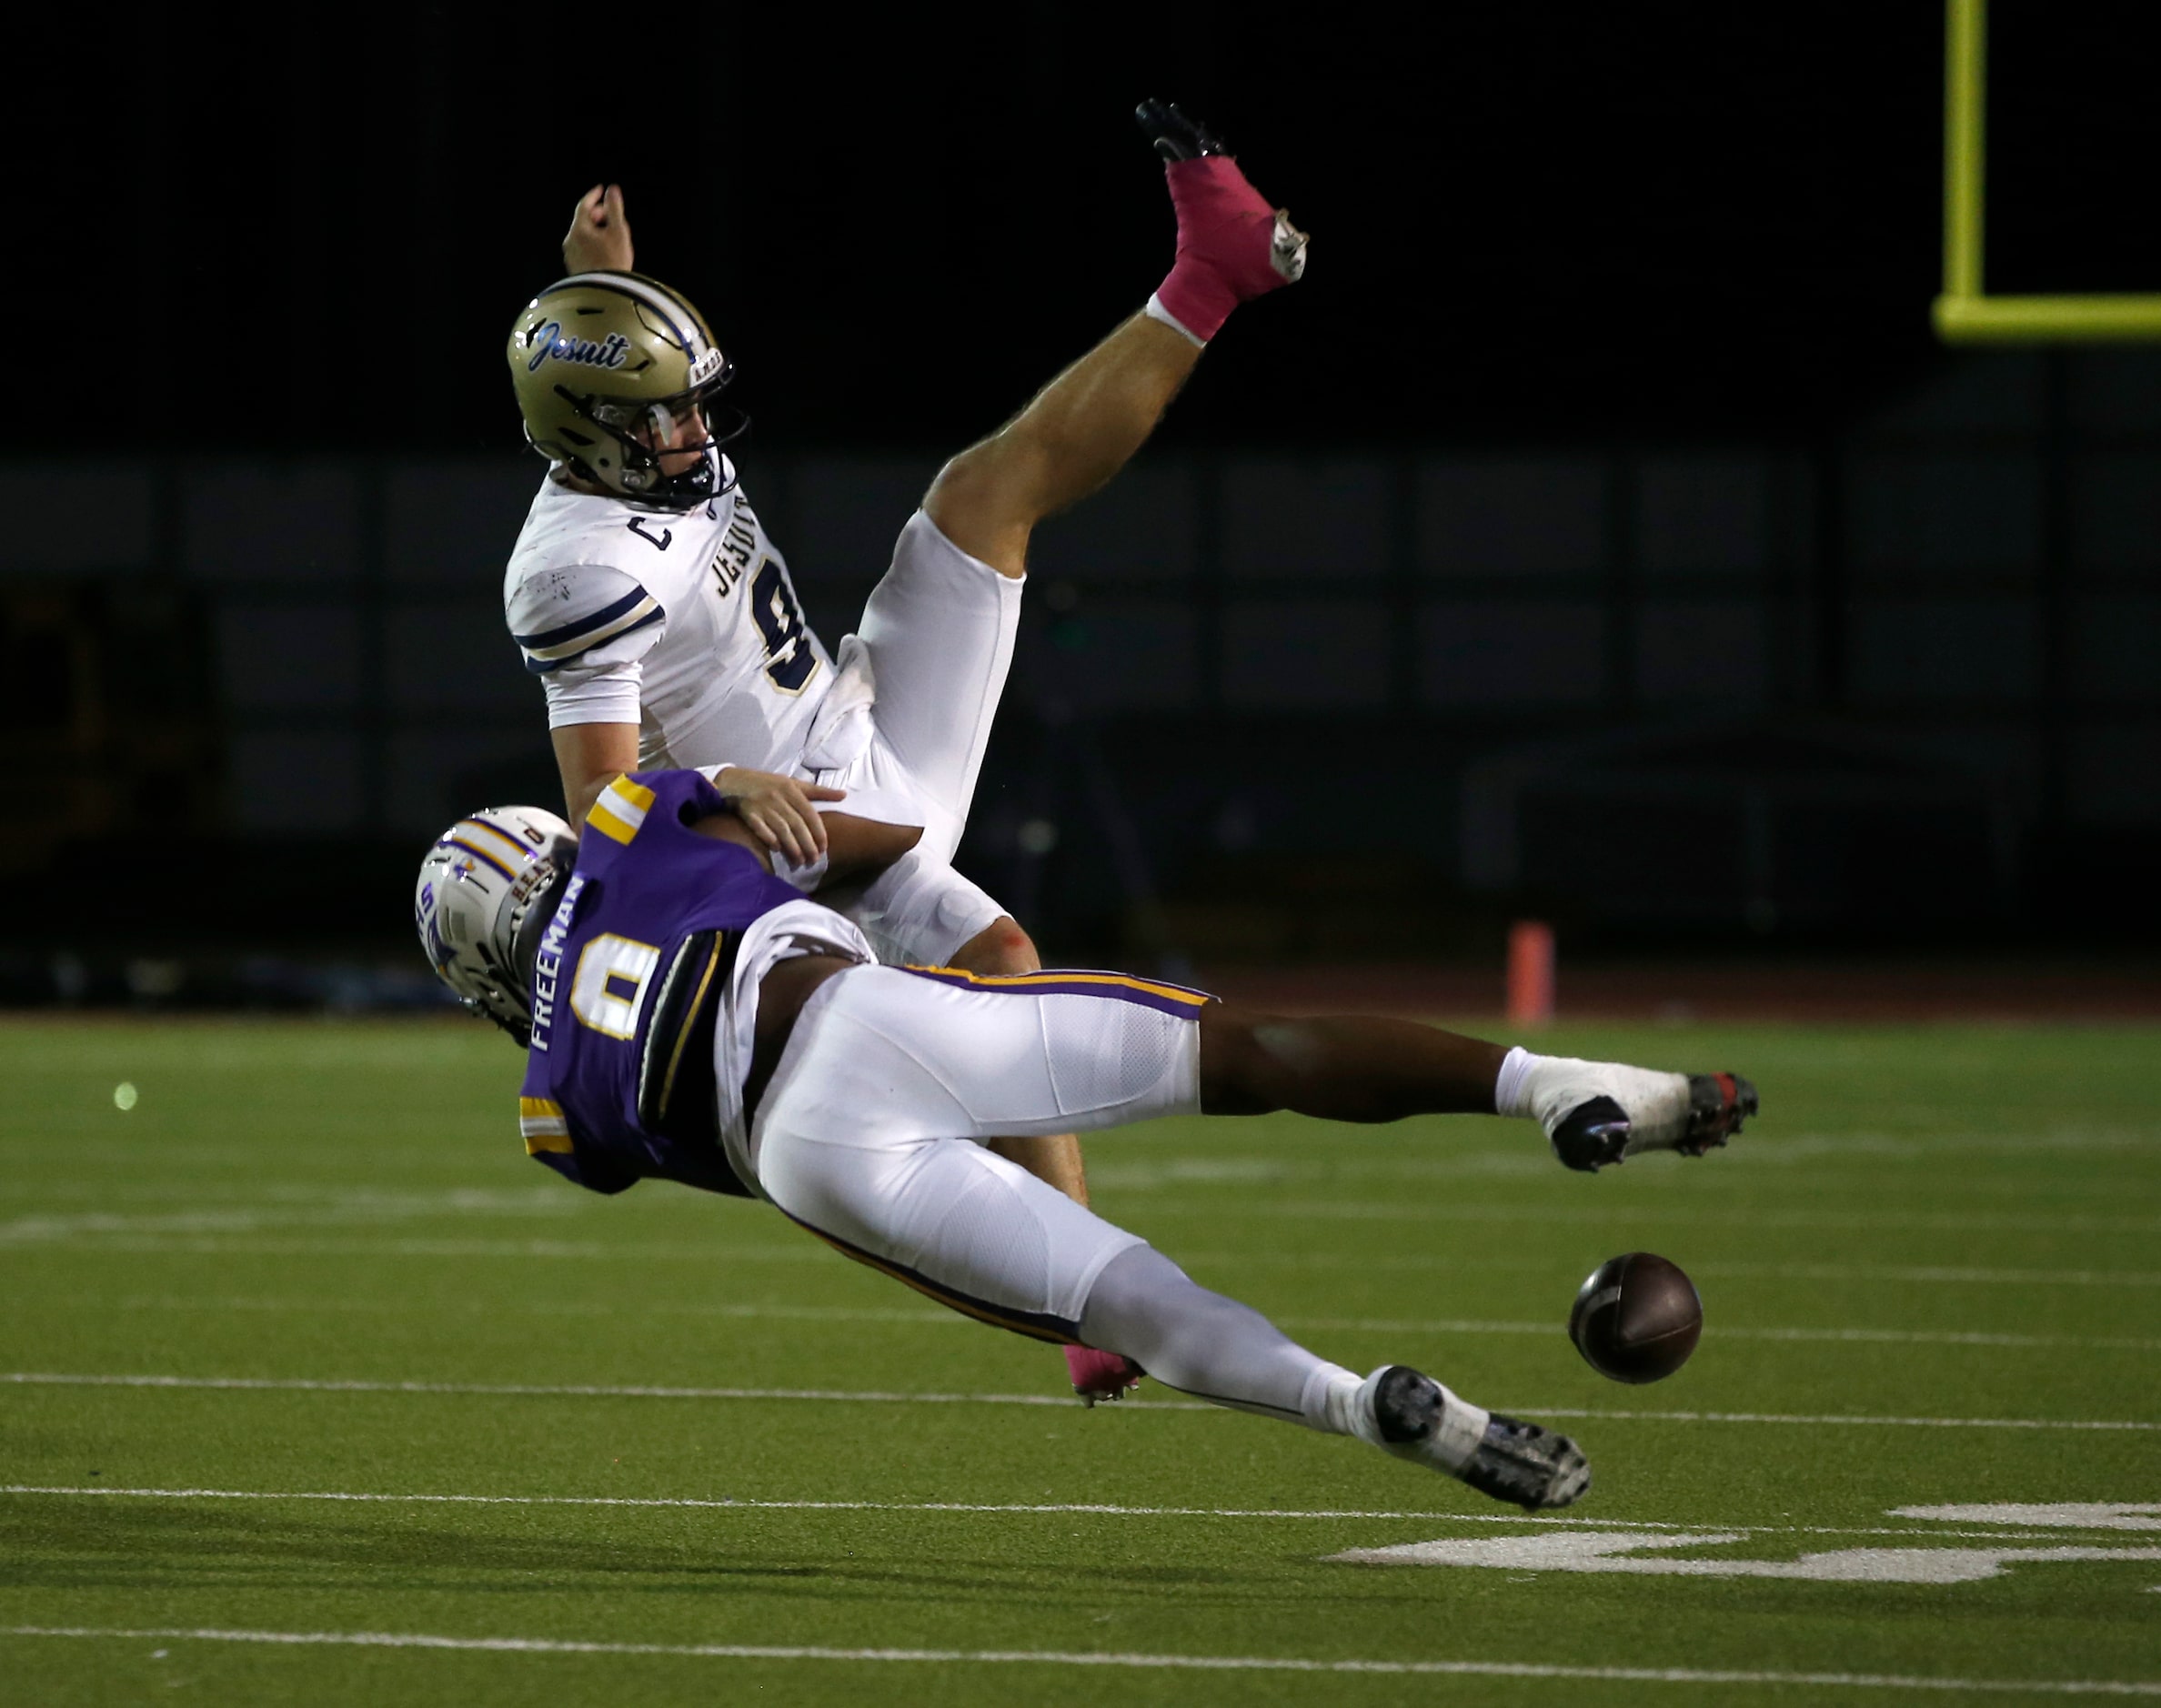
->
[[499, 105, 1303, 1400]]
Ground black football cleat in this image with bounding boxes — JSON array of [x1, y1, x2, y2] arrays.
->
[[1550, 1096, 1633, 1173], [1678, 1071, 1758, 1156], [1362, 1365, 1591, 1512], [1544, 1067, 1760, 1172], [1461, 1414, 1593, 1512], [1135, 98, 1230, 161]]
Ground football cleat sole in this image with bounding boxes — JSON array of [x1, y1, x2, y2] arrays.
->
[[1462, 1413, 1593, 1512], [1679, 1071, 1757, 1156], [1135, 97, 1229, 161], [1551, 1073, 1759, 1172]]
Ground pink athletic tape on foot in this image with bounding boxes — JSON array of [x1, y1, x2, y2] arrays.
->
[[1153, 156, 1304, 344], [1066, 1344, 1145, 1405]]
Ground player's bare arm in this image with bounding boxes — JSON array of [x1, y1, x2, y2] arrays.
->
[[708, 769, 846, 865], [551, 724, 841, 862], [689, 803, 918, 882], [563, 183, 633, 274], [550, 723, 640, 828]]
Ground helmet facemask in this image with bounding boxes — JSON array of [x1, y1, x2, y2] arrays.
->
[[415, 808, 578, 1048], [551, 368, 748, 511]]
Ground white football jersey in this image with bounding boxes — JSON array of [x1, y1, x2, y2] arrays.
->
[[503, 463, 833, 774]]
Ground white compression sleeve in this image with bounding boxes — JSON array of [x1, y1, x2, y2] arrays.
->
[[1078, 1244, 1361, 1433]]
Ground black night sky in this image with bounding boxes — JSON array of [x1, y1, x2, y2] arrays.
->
[[28, 3, 2161, 457]]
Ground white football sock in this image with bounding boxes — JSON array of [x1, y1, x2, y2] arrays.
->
[[1503, 1052, 1693, 1150], [1493, 1045, 1544, 1118]]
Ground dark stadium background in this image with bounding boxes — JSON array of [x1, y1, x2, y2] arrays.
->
[[5, 2, 2157, 1008]]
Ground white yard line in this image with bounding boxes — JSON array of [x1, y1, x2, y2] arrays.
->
[[4, 1371, 2153, 1432], [0, 1193, 580, 1245], [1695, 1263, 2161, 1288], [1527, 1405, 2157, 1432], [1145, 1199, 2161, 1236], [0, 1484, 2088, 1542], [13, 1233, 2161, 1291], [0, 1371, 1135, 1408], [16, 1293, 2156, 1353], [1, 1626, 2155, 1694], [0, 1236, 829, 1263], [1283, 1317, 2161, 1352], [1196, 1251, 2161, 1286], [35, 1295, 960, 1328], [1160, 1247, 2161, 1284]]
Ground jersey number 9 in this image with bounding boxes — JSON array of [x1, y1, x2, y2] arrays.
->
[[750, 559, 818, 694]]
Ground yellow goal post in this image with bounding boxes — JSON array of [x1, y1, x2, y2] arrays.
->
[[1934, 0, 2161, 343]]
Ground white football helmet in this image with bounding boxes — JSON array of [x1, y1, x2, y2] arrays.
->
[[415, 805, 576, 1042]]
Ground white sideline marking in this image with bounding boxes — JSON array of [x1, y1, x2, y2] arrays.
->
[[0, 1485, 2109, 1542], [5, 1371, 2154, 1432], [29, 1295, 2159, 1353], [4, 1626, 2158, 1693], [1332, 1530, 2161, 1585]]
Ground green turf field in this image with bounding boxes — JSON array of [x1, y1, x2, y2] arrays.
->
[[3, 1015, 2157, 1705]]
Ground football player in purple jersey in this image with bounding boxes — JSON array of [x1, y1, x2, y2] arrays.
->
[[417, 773, 1757, 1512]]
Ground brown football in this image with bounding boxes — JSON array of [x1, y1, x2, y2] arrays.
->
[[1568, 1252, 1702, 1383]]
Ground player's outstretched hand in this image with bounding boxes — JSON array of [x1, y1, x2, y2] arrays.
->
[[712, 768, 845, 865], [1066, 1344, 1145, 1407], [564, 183, 634, 275]]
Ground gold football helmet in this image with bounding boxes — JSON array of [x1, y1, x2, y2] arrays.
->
[[507, 271, 742, 510]]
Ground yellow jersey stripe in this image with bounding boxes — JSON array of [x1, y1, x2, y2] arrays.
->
[[906, 966, 1211, 1008], [609, 776, 657, 813], [518, 1095, 571, 1154], [587, 774, 655, 845], [586, 801, 638, 845]]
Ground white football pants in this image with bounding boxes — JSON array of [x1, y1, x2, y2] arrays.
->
[[748, 964, 1362, 1429], [813, 510, 1023, 965]]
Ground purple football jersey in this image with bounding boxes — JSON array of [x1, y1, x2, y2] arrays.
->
[[518, 769, 804, 1195]]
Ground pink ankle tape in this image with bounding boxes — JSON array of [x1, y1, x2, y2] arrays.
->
[[1154, 156, 1289, 344]]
